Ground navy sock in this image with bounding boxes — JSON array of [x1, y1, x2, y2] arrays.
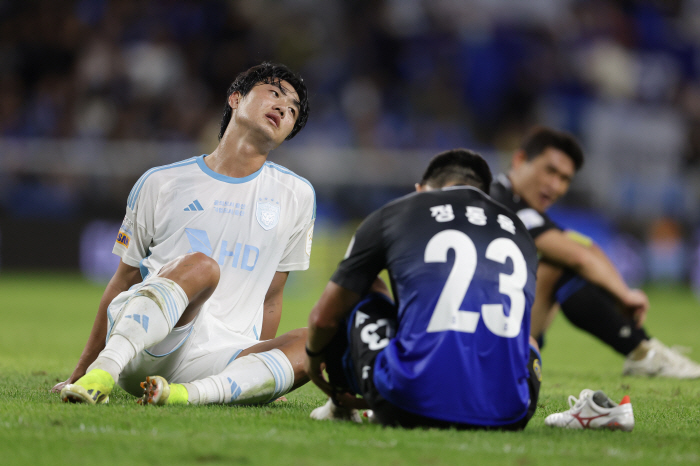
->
[[558, 282, 649, 356]]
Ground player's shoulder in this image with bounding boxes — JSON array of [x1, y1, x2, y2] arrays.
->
[[127, 156, 200, 209], [489, 174, 552, 229], [489, 174, 520, 207], [263, 161, 316, 218], [263, 161, 314, 194]]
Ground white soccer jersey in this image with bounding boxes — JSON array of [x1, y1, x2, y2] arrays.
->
[[112, 155, 315, 341]]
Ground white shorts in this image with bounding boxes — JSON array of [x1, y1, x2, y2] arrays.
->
[[106, 282, 261, 396]]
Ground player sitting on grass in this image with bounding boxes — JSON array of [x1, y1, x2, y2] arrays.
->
[[52, 62, 315, 405], [305, 149, 543, 429], [490, 126, 700, 379]]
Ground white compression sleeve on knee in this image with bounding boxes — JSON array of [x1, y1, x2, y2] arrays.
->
[[89, 277, 189, 382], [186, 349, 295, 405]]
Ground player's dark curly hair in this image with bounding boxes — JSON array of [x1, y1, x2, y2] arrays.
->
[[420, 148, 493, 194], [520, 126, 584, 171], [218, 62, 309, 141]]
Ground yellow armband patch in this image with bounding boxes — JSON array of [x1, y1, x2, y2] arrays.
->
[[116, 231, 131, 248], [565, 230, 593, 247]]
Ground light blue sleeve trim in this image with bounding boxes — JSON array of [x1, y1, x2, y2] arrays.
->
[[265, 161, 316, 220], [252, 325, 259, 340], [127, 157, 198, 210], [196, 154, 266, 184]]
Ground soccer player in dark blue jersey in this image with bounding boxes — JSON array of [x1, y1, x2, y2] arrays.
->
[[490, 126, 700, 379], [305, 149, 543, 429]]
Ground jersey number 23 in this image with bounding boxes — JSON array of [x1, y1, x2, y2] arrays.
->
[[424, 230, 527, 338]]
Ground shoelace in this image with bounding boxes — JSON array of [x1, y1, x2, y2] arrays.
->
[[566, 389, 595, 411], [669, 345, 692, 356], [656, 343, 694, 366]]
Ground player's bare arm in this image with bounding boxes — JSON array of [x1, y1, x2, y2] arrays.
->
[[586, 241, 649, 326], [260, 271, 289, 340], [305, 282, 361, 398], [529, 260, 563, 338], [51, 261, 142, 392], [534, 229, 647, 314]]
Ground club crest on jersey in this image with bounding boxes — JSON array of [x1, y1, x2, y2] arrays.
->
[[256, 198, 280, 231]]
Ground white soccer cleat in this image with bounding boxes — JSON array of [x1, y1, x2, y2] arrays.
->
[[623, 338, 700, 379], [363, 409, 380, 424], [545, 389, 634, 431], [310, 398, 362, 423]]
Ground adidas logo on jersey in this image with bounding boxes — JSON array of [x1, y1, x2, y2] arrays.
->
[[184, 200, 204, 211]]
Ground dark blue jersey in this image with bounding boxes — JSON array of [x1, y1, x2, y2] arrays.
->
[[331, 186, 538, 425], [490, 174, 561, 239]]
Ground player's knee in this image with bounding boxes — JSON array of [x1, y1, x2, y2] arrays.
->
[[287, 327, 307, 341], [161, 252, 220, 289], [536, 262, 565, 288], [185, 252, 220, 285]]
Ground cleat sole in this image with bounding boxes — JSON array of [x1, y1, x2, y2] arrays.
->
[[138, 375, 170, 406]]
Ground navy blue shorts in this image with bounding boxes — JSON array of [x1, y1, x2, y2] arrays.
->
[[324, 293, 541, 430]]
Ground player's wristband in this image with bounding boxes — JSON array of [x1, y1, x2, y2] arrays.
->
[[305, 345, 325, 357]]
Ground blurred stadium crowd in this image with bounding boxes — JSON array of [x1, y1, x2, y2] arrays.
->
[[1, 0, 700, 288]]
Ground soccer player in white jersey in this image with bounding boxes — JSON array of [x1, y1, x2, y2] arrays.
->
[[52, 62, 316, 406]]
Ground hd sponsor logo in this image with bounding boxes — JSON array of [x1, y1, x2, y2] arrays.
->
[[116, 231, 130, 248]]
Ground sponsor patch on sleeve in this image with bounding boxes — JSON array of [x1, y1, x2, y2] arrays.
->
[[516, 208, 545, 231], [120, 216, 134, 236], [116, 231, 131, 248]]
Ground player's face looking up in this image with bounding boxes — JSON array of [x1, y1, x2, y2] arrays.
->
[[509, 146, 575, 213], [228, 80, 300, 145]]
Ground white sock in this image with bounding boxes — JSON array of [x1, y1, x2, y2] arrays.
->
[[88, 277, 189, 382], [186, 349, 295, 405]]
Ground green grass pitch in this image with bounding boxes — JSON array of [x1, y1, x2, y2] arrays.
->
[[2, 234, 700, 465]]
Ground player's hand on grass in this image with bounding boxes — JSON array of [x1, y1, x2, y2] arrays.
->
[[334, 392, 369, 410], [621, 289, 649, 328], [50, 367, 86, 393], [51, 378, 70, 393], [51, 372, 81, 392], [305, 354, 334, 398]]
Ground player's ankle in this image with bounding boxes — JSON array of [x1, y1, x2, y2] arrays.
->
[[167, 383, 189, 405], [627, 339, 652, 361], [87, 356, 122, 384]]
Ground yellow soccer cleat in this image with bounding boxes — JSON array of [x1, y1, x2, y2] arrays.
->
[[60, 369, 114, 405], [137, 375, 188, 405]]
